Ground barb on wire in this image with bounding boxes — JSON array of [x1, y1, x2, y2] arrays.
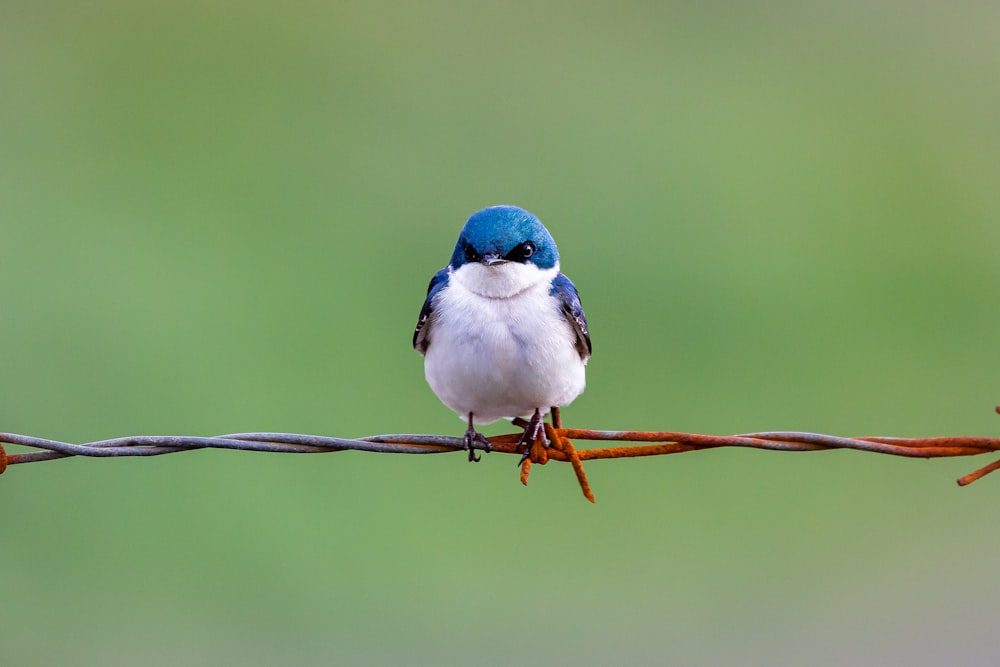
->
[[3, 406, 1000, 503]]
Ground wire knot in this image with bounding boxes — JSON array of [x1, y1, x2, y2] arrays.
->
[[516, 421, 595, 503]]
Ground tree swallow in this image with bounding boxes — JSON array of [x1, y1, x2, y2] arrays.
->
[[413, 205, 591, 462]]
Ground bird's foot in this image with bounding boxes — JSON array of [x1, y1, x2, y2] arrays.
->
[[463, 424, 492, 463], [516, 408, 548, 465]]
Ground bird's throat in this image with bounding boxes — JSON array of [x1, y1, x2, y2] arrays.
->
[[451, 262, 559, 299]]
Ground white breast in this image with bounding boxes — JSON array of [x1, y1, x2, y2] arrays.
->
[[423, 263, 587, 424]]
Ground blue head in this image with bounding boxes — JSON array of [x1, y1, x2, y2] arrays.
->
[[449, 205, 559, 271]]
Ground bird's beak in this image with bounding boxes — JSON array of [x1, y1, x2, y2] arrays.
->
[[481, 252, 507, 266]]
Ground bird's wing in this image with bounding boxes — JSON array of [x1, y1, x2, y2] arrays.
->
[[413, 268, 450, 354], [551, 273, 592, 360]]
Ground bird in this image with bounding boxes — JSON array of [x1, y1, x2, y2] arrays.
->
[[413, 205, 591, 462]]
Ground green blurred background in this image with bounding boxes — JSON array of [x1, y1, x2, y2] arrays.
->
[[2, 1, 999, 665]]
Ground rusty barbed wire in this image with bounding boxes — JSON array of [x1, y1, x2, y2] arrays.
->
[[3, 407, 1000, 502]]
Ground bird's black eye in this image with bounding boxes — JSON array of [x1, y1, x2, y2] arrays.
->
[[506, 241, 536, 263], [464, 243, 480, 263]]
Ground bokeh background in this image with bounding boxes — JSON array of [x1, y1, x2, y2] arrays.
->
[[2, 2, 999, 665]]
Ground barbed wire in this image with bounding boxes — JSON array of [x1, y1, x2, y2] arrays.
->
[[4, 406, 1000, 502]]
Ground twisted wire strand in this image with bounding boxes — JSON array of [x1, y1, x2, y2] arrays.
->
[[4, 410, 1000, 501], [0, 432, 464, 464]]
